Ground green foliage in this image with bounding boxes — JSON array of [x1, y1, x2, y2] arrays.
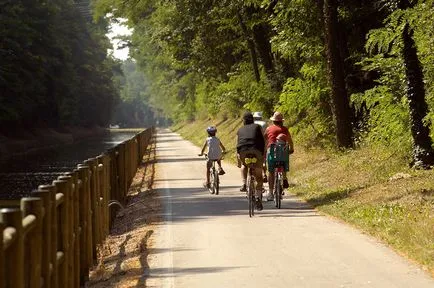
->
[[92, 0, 434, 158], [270, 0, 324, 62], [413, 1, 434, 137], [276, 62, 334, 147], [353, 85, 412, 153], [0, 0, 119, 132], [360, 0, 434, 152], [111, 60, 156, 127]]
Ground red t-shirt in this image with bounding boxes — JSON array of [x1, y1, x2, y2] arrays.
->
[[265, 125, 289, 148]]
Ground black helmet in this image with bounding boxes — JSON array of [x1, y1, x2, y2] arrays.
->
[[206, 126, 217, 135]]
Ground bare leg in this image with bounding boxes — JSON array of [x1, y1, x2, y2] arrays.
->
[[263, 164, 267, 179], [241, 165, 247, 184], [255, 166, 263, 198], [268, 171, 275, 195]]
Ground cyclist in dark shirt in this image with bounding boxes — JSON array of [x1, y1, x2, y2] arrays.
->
[[236, 111, 266, 210]]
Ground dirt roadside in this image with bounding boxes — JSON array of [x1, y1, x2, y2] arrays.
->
[[86, 136, 160, 288]]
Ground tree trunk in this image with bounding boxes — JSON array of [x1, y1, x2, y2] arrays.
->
[[252, 24, 274, 73], [323, 0, 354, 148], [401, 23, 434, 167], [396, 0, 434, 168], [237, 11, 260, 82]]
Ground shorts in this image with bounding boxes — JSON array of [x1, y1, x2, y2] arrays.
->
[[237, 149, 264, 169], [207, 158, 219, 169]]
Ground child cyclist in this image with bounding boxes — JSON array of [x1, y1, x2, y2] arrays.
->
[[198, 126, 227, 188]]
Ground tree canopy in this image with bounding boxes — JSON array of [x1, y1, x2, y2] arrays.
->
[[3, 0, 434, 166], [93, 0, 434, 166], [0, 0, 119, 133]]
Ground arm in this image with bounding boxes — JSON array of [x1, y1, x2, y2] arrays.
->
[[287, 130, 294, 154], [219, 141, 226, 153], [264, 127, 269, 148], [199, 140, 207, 155]]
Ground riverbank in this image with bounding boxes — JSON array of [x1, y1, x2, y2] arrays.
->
[[173, 118, 434, 276], [0, 126, 107, 161]]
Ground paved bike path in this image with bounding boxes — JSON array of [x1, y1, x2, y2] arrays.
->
[[147, 129, 434, 287]]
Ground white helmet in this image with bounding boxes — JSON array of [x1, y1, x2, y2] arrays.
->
[[253, 111, 263, 119]]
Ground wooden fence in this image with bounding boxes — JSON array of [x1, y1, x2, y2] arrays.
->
[[0, 127, 154, 288]]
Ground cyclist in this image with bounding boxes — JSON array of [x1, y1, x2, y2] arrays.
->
[[253, 111, 268, 183], [199, 126, 226, 188], [264, 112, 294, 201], [237, 112, 266, 210], [253, 111, 267, 133]]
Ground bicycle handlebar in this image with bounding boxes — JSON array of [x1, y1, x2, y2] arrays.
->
[[198, 152, 227, 159]]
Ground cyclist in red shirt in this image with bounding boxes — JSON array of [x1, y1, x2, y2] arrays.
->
[[264, 112, 294, 201]]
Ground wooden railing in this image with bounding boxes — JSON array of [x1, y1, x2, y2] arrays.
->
[[0, 127, 154, 288]]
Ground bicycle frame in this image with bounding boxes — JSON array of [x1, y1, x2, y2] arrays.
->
[[245, 156, 257, 217], [205, 155, 219, 195], [210, 159, 219, 195], [274, 164, 284, 209]]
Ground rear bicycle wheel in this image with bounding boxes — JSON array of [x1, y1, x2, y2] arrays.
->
[[214, 169, 219, 195], [209, 168, 215, 194], [247, 174, 254, 217], [276, 182, 282, 209], [249, 175, 255, 217], [274, 173, 282, 209]]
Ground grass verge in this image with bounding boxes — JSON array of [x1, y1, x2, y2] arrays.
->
[[173, 119, 434, 276]]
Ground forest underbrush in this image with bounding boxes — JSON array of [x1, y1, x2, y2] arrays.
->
[[173, 118, 434, 276]]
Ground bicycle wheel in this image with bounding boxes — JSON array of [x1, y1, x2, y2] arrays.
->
[[249, 174, 255, 217], [209, 168, 215, 194], [274, 172, 282, 209], [276, 182, 282, 209], [247, 174, 253, 217], [214, 169, 219, 195]]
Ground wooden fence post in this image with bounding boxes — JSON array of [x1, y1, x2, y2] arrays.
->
[[96, 156, 106, 242], [77, 165, 90, 285], [101, 154, 110, 238], [84, 158, 99, 264], [0, 208, 24, 288], [117, 143, 125, 204], [38, 184, 57, 288], [58, 175, 75, 288], [64, 170, 81, 288], [0, 221, 4, 288], [32, 189, 51, 288], [108, 148, 119, 227], [53, 179, 69, 288], [21, 197, 43, 288], [125, 141, 129, 189]]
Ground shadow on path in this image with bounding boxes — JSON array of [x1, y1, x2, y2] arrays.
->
[[154, 187, 317, 222]]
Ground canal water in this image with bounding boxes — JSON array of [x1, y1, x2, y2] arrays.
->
[[0, 131, 138, 199]]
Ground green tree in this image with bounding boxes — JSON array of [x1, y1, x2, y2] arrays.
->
[[323, 0, 354, 148], [112, 60, 155, 127], [0, 0, 119, 133], [364, 0, 434, 167]]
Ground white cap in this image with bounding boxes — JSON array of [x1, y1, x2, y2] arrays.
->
[[253, 111, 263, 119]]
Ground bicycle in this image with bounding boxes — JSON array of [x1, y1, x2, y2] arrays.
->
[[273, 161, 285, 209], [244, 154, 258, 217], [199, 153, 221, 195], [268, 143, 289, 209]]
